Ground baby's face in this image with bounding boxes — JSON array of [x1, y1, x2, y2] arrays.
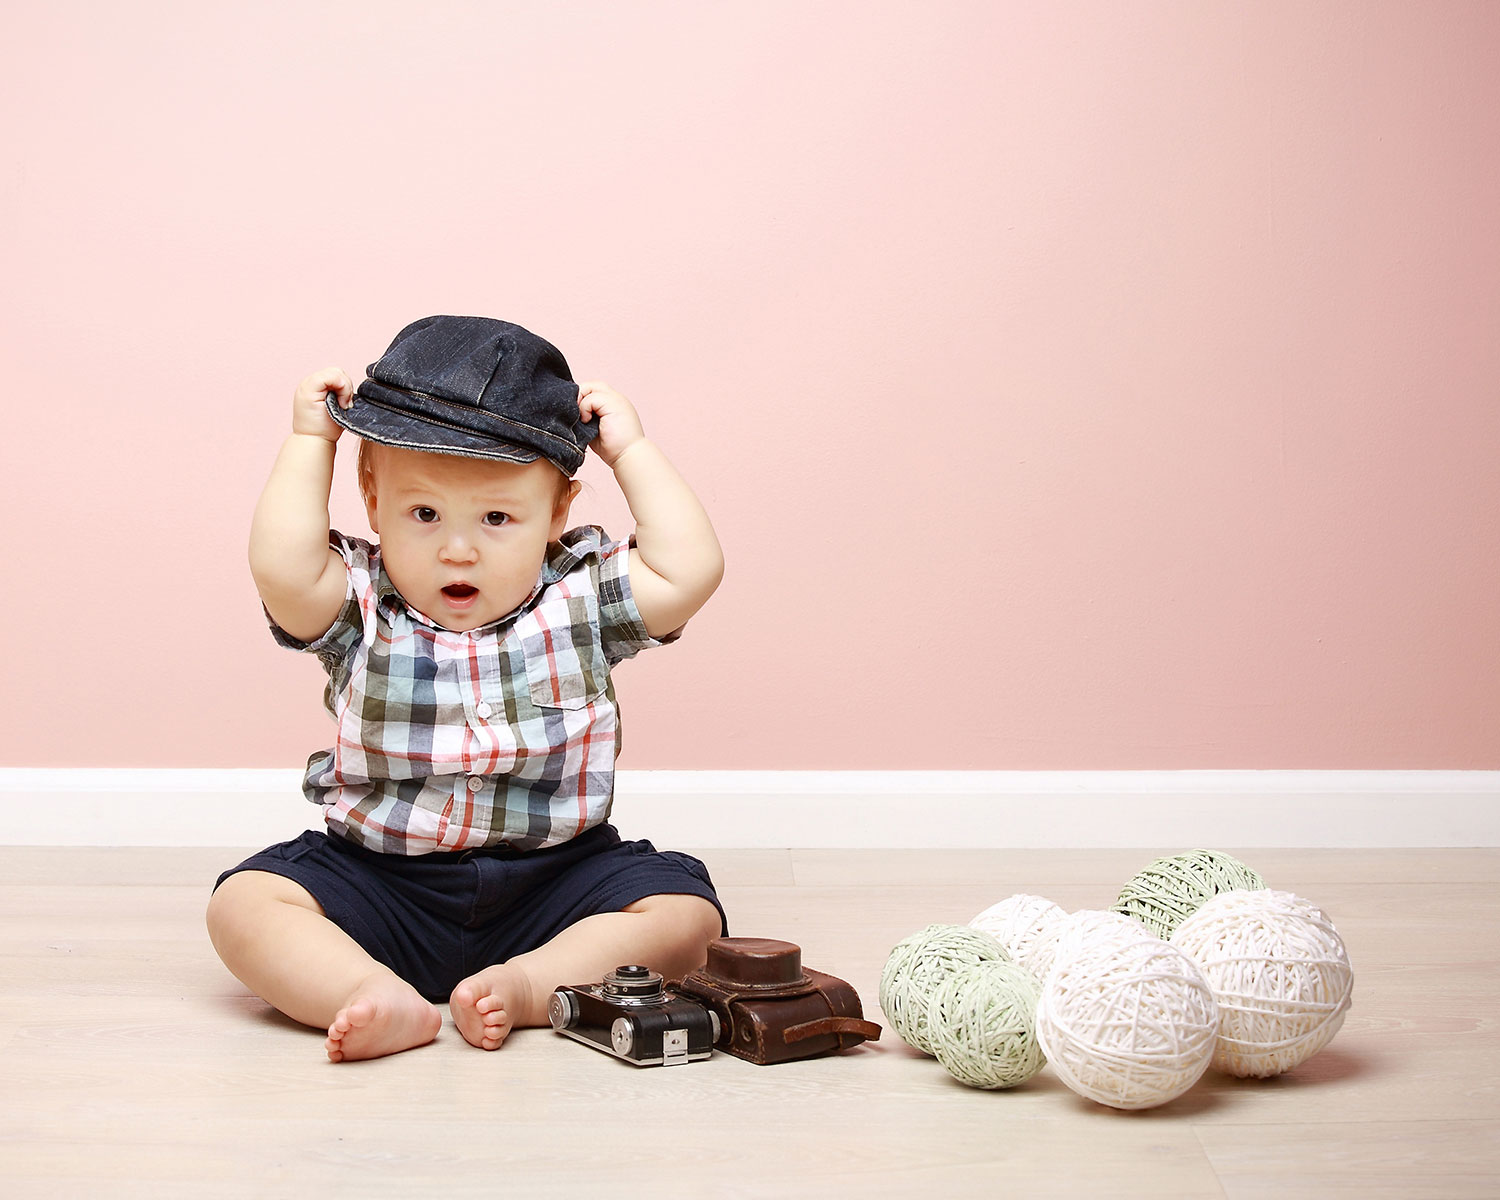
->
[[362, 445, 577, 632]]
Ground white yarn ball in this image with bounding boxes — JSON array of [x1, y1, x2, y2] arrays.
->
[[1171, 888, 1353, 1078], [970, 894, 1068, 976], [1036, 927, 1219, 1110], [1029, 908, 1149, 983]]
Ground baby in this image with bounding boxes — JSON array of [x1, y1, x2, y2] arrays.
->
[[207, 316, 727, 1062]]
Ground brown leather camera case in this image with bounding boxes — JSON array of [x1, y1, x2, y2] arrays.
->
[[675, 937, 881, 1065]]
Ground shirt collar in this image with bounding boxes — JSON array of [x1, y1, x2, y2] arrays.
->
[[541, 524, 602, 582]]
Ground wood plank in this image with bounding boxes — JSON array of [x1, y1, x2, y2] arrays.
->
[[789, 847, 1500, 887], [1195, 1120, 1500, 1198], [1, 847, 1497, 1196]]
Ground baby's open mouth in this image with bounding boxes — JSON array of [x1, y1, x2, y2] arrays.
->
[[442, 584, 479, 601]]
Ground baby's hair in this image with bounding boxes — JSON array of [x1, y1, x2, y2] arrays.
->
[[355, 439, 575, 504]]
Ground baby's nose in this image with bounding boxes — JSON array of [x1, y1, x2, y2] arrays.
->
[[440, 534, 479, 562]]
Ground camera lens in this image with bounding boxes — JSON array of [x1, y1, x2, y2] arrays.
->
[[602, 965, 665, 1000]]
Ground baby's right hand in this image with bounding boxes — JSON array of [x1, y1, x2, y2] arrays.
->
[[292, 367, 355, 442]]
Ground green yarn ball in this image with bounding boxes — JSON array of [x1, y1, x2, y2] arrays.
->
[[1112, 849, 1266, 940], [929, 960, 1046, 1090], [879, 924, 1010, 1055]]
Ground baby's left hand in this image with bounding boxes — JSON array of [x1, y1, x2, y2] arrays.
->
[[578, 382, 646, 467]]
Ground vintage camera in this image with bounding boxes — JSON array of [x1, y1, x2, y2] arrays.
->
[[548, 965, 719, 1067]]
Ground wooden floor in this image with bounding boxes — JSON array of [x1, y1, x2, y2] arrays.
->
[[1, 846, 1497, 1198]]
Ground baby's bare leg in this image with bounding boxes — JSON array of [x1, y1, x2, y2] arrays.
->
[[206, 870, 441, 1062], [449, 894, 721, 1050]]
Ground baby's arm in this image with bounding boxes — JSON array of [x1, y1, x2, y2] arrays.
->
[[578, 383, 724, 639], [249, 368, 355, 643]]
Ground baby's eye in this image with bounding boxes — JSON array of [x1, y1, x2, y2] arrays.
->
[[413, 507, 439, 524], [483, 511, 510, 527]]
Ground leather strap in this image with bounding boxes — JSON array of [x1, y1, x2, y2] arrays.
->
[[782, 1016, 883, 1044]]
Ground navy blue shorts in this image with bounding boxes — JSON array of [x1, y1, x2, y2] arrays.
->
[[214, 824, 728, 1002]]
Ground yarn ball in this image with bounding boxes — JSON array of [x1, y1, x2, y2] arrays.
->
[[970, 893, 1068, 975], [1036, 927, 1219, 1110], [1112, 849, 1267, 940], [928, 960, 1046, 1090], [880, 924, 1010, 1055], [1171, 888, 1354, 1078], [1028, 908, 1149, 983]]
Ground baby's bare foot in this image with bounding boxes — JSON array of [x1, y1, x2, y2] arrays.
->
[[450, 963, 536, 1051], [325, 976, 442, 1063]]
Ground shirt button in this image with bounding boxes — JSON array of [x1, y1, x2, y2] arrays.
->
[[476, 702, 493, 720], [467, 776, 484, 792]]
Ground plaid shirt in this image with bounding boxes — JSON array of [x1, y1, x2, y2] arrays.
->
[[270, 526, 674, 854]]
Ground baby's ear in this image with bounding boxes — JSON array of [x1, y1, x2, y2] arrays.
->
[[550, 478, 582, 538], [360, 473, 381, 534], [358, 441, 381, 532]]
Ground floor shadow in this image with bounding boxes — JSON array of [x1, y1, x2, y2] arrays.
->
[[205, 988, 321, 1038], [1216, 1044, 1375, 1088], [1052, 1077, 1231, 1118], [247, 1004, 313, 1035], [951, 1064, 1232, 1116]]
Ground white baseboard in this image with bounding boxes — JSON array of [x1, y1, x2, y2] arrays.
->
[[1, 769, 1496, 848]]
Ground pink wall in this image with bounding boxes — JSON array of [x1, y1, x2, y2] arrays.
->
[[4, 1, 1496, 770]]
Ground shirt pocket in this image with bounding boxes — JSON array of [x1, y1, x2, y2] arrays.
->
[[517, 592, 610, 711]]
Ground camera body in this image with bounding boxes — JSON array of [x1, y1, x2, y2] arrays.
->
[[548, 965, 719, 1067]]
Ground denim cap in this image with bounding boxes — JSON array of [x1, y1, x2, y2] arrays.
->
[[329, 315, 597, 476]]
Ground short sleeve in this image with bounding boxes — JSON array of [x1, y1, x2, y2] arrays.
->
[[263, 532, 370, 672], [553, 527, 681, 665]]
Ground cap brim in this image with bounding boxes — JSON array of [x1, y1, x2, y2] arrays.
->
[[328, 394, 541, 465]]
